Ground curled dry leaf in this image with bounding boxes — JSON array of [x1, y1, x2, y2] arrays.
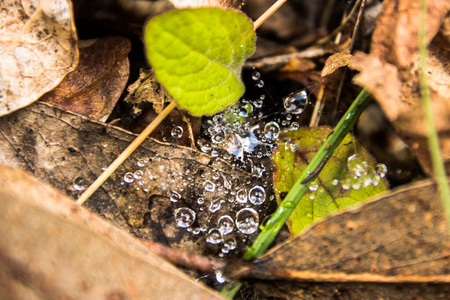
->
[[40, 36, 131, 122], [349, 0, 450, 175], [169, 0, 243, 9], [0, 165, 224, 299], [0, 0, 78, 116], [229, 179, 450, 294]]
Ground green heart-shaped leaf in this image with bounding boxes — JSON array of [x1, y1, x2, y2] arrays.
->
[[144, 8, 255, 116], [273, 127, 389, 235]]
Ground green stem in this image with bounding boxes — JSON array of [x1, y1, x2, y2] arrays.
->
[[243, 88, 371, 260], [418, 0, 450, 227]]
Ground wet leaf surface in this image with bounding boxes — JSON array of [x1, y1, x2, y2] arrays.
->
[[273, 127, 388, 235], [0, 165, 224, 299], [0, 102, 275, 257], [349, 0, 450, 175], [144, 8, 255, 116], [229, 179, 450, 284], [40, 36, 131, 122], [0, 0, 78, 116]]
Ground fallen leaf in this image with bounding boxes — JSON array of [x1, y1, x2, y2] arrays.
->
[[229, 179, 450, 283], [169, 0, 243, 8], [349, 0, 450, 175], [0, 101, 275, 257], [40, 36, 131, 122], [144, 8, 255, 116], [273, 127, 388, 235], [0, 165, 224, 299], [321, 51, 352, 78], [0, 0, 78, 116]]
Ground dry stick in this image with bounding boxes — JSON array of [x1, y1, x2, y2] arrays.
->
[[253, 0, 287, 30], [77, 101, 177, 205]]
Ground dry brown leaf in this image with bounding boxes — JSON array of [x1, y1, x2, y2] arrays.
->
[[40, 36, 131, 122], [169, 0, 243, 9], [0, 101, 274, 257], [349, 0, 450, 175], [0, 165, 224, 299], [0, 0, 78, 116], [321, 51, 352, 78], [229, 179, 450, 283]]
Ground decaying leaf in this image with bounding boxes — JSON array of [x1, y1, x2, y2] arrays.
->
[[273, 127, 388, 235], [321, 51, 352, 78], [229, 179, 450, 284], [0, 165, 224, 299], [0, 0, 78, 116], [169, 0, 243, 8], [0, 102, 275, 257], [349, 0, 450, 175], [40, 36, 131, 122]]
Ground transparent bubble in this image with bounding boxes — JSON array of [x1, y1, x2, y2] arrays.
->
[[236, 208, 259, 234], [123, 172, 134, 183], [171, 126, 183, 138], [347, 155, 368, 178], [73, 176, 87, 191], [290, 122, 299, 130], [283, 90, 309, 114], [256, 80, 264, 88], [252, 71, 261, 81], [332, 179, 339, 186], [204, 180, 216, 192], [218, 216, 234, 235], [192, 227, 200, 235], [197, 197, 204, 205], [224, 237, 237, 250], [209, 199, 225, 213], [375, 163, 388, 178], [264, 121, 280, 140], [206, 228, 223, 244], [212, 129, 226, 144], [254, 99, 263, 108], [215, 270, 227, 284], [249, 186, 266, 205], [134, 170, 143, 179], [170, 191, 181, 203], [309, 182, 319, 191], [174, 207, 196, 228], [137, 157, 148, 167], [236, 189, 248, 203]]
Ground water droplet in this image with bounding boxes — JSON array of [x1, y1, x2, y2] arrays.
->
[[341, 179, 351, 190], [218, 216, 234, 235], [264, 121, 280, 140], [290, 122, 299, 130], [171, 126, 183, 138], [197, 197, 204, 205], [134, 170, 143, 179], [192, 227, 200, 235], [375, 163, 388, 178], [212, 128, 226, 144], [309, 182, 319, 191], [249, 186, 266, 205], [285, 141, 298, 152], [73, 176, 87, 191], [204, 180, 215, 192], [361, 174, 372, 187], [215, 270, 227, 284], [252, 71, 260, 81], [256, 80, 264, 88], [209, 199, 225, 213], [236, 189, 248, 203], [224, 237, 237, 250], [236, 208, 259, 234], [352, 180, 361, 190], [174, 207, 195, 228], [123, 172, 134, 183], [137, 157, 148, 167], [170, 191, 181, 202], [283, 90, 309, 114], [372, 174, 381, 186], [206, 228, 223, 244], [332, 179, 339, 186], [347, 155, 368, 178]]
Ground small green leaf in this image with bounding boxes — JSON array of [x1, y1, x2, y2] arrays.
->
[[144, 8, 255, 116], [273, 127, 389, 235]]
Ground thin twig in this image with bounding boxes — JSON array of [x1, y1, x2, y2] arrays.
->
[[77, 101, 177, 205], [253, 0, 287, 30], [418, 0, 450, 228]]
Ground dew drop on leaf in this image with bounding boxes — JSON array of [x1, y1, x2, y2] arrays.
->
[[174, 207, 196, 228], [375, 163, 388, 177], [236, 208, 259, 234], [347, 155, 368, 178]]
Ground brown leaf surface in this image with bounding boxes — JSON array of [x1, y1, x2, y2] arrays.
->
[[350, 0, 450, 175], [0, 0, 78, 116], [229, 179, 450, 283], [40, 36, 131, 121], [0, 165, 224, 299], [0, 102, 274, 256]]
